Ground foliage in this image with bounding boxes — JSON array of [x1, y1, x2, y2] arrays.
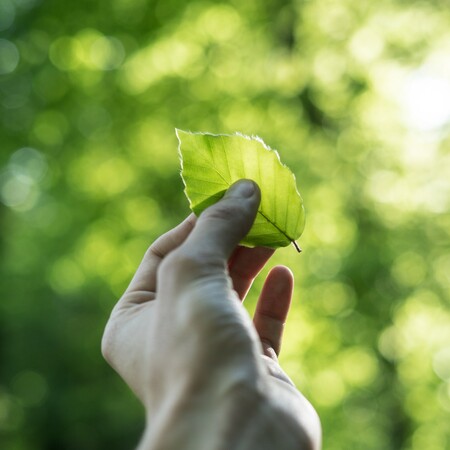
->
[[1, 0, 450, 449], [178, 129, 305, 248]]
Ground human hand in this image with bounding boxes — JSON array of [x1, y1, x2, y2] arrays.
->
[[102, 180, 321, 449]]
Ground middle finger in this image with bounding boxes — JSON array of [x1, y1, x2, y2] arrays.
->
[[228, 246, 275, 300]]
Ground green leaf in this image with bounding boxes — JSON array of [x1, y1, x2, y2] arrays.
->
[[177, 129, 305, 249]]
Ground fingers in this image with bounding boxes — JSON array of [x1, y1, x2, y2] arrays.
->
[[124, 179, 260, 301], [253, 266, 294, 356], [178, 180, 261, 264], [125, 214, 197, 296], [228, 246, 275, 300]]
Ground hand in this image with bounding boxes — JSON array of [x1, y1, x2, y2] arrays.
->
[[102, 180, 321, 449]]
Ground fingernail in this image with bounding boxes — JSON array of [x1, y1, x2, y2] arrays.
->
[[226, 180, 256, 198]]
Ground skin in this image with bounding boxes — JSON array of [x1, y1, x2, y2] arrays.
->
[[102, 180, 321, 450]]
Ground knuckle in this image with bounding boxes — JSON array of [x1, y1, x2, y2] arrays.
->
[[183, 287, 254, 347], [163, 250, 202, 269], [159, 248, 222, 279]]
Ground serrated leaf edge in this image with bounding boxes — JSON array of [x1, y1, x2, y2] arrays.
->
[[176, 128, 305, 246]]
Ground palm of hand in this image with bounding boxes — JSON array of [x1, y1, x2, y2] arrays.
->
[[102, 215, 296, 407]]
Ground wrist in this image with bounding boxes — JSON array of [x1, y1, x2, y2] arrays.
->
[[140, 377, 267, 450]]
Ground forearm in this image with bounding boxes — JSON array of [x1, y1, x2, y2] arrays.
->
[[139, 395, 314, 450], [138, 366, 320, 450], [139, 382, 262, 450]]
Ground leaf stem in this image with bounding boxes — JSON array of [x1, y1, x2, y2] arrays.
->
[[257, 209, 295, 244], [292, 241, 302, 253]]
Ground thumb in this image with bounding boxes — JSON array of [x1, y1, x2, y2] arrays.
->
[[181, 179, 260, 262]]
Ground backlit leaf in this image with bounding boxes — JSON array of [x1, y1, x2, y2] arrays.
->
[[177, 129, 305, 249]]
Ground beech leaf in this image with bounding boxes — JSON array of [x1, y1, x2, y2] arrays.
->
[[177, 129, 305, 250]]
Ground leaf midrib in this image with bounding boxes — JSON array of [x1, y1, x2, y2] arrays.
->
[[216, 175, 294, 244], [191, 135, 295, 244], [257, 209, 293, 243]]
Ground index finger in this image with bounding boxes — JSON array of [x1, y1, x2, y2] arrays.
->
[[125, 214, 196, 296]]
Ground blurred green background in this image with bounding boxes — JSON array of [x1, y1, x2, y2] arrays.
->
[[1, 0, 450, 448]]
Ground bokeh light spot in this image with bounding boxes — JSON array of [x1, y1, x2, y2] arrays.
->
[[9, 147, 48, 182], [349, 26, 384, 63], [338, 347, 378, 387], [310, 369, 346, 407], [11, 371, 48, 407], [0, 39, 20, 74], [315, 282, 356, 316], [48, 257, 86, 295], [124, 197, 161, 232], [402, 70, 450, 131], [313, 49, 347, 85], [378, 326, 408, 362], [437, 383, 450, 412], [433, 254, 450, 290], [120, 35, 202, 94], [0, 147, 47, 210], [0, 157, 40, 212], [197, 4, 241, 42], [32, 110, 69, 146], [0, 0, 15, 31], [391, 252, 427, 288], [0, 174, 30, 207], [433, 348, 450, 382], [49, 36, 82, 71], [0, 392, 24, 431], [307, 248, 342, 280], [412, 424, 449, 450], [75, 224, 122, 280], [69, 152, 135, 198], [405, 386, 439, 422], [90, 36, 125, 70]]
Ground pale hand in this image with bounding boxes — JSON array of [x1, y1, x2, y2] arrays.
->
[[102, 180, 321, 450]]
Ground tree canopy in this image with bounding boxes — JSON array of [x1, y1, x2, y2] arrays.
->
[[1, 0, 450, 448]]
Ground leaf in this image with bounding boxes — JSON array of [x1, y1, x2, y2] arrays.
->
[[176, 129, 305, 250]]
